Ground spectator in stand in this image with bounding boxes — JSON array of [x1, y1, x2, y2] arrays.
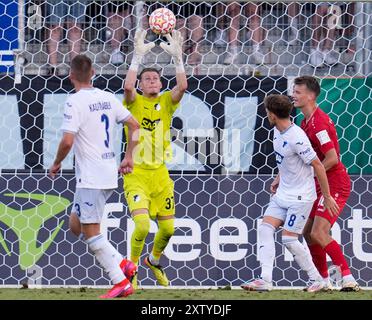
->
[[167, 2, 211, 65], [211, 1, 241, 64], [106, 1, 134, 66], [216, 2, 266, 65], [46, 0, 87, 75], [309, 3, 341, 67], [287, 2, 300, 46]]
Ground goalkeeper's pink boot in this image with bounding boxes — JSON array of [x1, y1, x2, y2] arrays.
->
[[100, 278, 134, 299], [120, 258, 138, 282]]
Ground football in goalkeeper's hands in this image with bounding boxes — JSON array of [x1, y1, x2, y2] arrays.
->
[[149, 8, 176, 35]]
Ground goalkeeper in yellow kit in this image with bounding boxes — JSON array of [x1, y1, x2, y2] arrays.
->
[[123, 29, 187, 288]]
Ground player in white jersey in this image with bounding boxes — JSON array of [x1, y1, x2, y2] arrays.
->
[[241, 94, 339, 292], [48, 55, 140, 298]]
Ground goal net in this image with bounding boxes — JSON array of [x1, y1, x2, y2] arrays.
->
[[0, 0, 370, 289]]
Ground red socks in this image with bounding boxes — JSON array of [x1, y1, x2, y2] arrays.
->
[[308, 243, 329, 278], [324, 240, 351, 277]]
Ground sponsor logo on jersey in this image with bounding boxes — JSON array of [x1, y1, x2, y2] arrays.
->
[[101, 152, 115, 159], [275, 151, 284, 164], [300, 147, 311, 155], [133, 195, 140, 202], [141, 118, 161, 131], [64, 113, 72, 120], [154, 104, 161, 111]]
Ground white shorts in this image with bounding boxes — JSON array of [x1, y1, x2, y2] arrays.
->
[[264, 195, 314, 234], [72, 188, 114, 224]]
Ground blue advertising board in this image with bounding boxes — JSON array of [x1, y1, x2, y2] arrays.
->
[[0, 0, 18, 73]]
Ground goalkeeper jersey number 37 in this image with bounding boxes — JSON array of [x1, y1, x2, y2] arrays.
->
[[123, 91, 180, 170]]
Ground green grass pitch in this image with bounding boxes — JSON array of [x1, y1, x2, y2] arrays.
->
[[0, 287, 370, 300]]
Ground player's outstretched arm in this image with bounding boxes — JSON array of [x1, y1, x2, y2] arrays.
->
[[49, 132, 75, 179], [124, 29, 155, 104], [311, 157, 340, 216], [120, 116, 140, 175], [160, 30, 188, 103]]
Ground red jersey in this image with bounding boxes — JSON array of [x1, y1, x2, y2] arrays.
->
[[300, 107, 349, 185], [302, 107, 350, 224]]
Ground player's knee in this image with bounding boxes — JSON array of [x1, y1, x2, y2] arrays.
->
[[310, 229, 326, 245], [259, 222, 276, 239], [133, 216, 150, 239], [136, 224, 150, 239], [69, 213, 81, 237]]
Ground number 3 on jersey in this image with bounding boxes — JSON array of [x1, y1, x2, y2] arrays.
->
[[165, 196, 174, 210], [101, 113, 109, 148]]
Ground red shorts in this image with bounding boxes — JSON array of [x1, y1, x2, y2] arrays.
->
[[310, 173, 351, 225]]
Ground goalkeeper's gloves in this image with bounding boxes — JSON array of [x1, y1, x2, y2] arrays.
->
[[160, 30, 184, 73], [130, 29, 155, 72]]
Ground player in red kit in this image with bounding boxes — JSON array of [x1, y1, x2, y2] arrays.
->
[[292, 76, 360, 292]]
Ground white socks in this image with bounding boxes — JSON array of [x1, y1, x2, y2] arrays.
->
[[258, 222, 276, 283], [343, 274, 356, 283], [86, 234, 125, 284], [258, 224, 324, 283], [282, 235, 322, 281]]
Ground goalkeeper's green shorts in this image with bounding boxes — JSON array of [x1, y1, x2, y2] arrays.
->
[[123, 164, 175, 219]]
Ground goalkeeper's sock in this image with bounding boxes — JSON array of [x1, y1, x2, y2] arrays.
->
[[86, 234, 125, 284], [258, 222, 276, 283], [283, 236, 322, 281], [324, 240, 351, 277], [308, 243, 328, 278], [131, 213, 150, 265], [151, 218, 175, 263]]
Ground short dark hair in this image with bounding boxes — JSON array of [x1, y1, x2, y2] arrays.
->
[[70, 54, 92, 83], [264, 94, 293, 119], [294, 76, 321, 97], [139, 67, 161, 81]]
